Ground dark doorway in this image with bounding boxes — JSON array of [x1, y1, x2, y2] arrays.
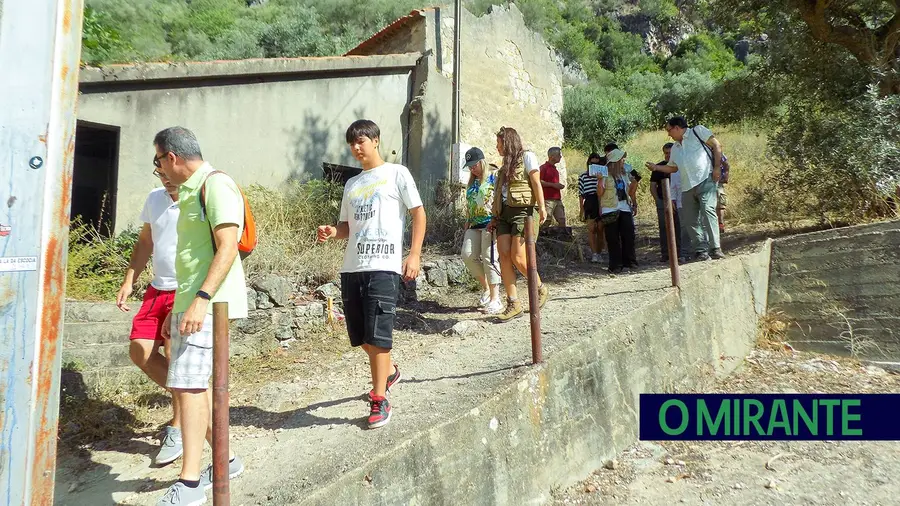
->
[[72, 122, 119, 237]]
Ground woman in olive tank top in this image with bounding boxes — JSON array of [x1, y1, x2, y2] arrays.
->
[[488, 126, 550, 321]]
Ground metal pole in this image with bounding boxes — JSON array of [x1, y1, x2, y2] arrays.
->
[[0, 0, 84, 504], [662, 179, 681, 288], [451, 0, 461, 145], [212, 302, 231, 506], [524, 216, 543, 364]]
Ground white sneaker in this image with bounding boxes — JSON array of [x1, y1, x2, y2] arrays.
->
[[477, 292, 491, 308], [484, 299, 504, 315]]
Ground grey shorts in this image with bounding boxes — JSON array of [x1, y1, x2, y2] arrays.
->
[[167, 312, 214, 390]]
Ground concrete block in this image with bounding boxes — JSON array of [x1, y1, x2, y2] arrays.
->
[[769, 220, 900, 360]]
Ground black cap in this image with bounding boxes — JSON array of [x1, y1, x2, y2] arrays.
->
[[464, 147, 485, 167]]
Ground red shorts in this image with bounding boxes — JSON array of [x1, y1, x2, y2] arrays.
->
[[129, 285, 176, 341]]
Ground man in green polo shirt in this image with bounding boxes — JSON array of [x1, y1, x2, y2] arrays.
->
[[153, 126, 246, 506]]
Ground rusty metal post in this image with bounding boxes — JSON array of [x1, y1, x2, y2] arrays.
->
[[212, 302, 231, 505], [524, 216, 543, 364], [662, 179, 681, 288], [0, 0, 84, 504]]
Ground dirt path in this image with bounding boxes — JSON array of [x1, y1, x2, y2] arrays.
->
[[553, 349, 900, 506]]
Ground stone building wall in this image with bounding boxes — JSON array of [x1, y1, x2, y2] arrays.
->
[[348, 5, 565, 188], [434, 5, 565, 161]]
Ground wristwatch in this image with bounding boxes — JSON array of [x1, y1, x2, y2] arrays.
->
[[196, 290, 212, 301]]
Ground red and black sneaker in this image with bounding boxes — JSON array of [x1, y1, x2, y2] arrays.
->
[[386, 364, 401, 392], [367, 395, 392, 429], [367, 364, 401, 401]]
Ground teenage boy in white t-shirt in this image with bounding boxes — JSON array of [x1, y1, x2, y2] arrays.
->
[[115, 172, 183, 465], [317, 120, 427, 429]]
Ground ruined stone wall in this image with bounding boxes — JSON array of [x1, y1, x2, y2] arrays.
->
[[432, 5, 564, 162]]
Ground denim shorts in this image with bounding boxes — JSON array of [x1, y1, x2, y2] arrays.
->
[[340, 271, 401, 349]]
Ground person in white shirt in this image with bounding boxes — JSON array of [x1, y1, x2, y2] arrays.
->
[[115, 172, 183, 466], [646, 116, 726, 261], [317, 119, 426, 430]]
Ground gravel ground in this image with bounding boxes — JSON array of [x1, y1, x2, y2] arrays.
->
[[553, 348, 900, 506]]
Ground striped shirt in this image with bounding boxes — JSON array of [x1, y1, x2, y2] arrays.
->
[[578, 172, 599, 196]]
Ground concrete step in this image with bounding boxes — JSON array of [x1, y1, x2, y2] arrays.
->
[[62, 344, 132, 370], [65, 301, 135, 323], [63, 321, 131, 348]]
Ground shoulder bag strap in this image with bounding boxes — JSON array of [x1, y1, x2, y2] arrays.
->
[[692, 127, 715, 163], [199, 170, 225, 253]]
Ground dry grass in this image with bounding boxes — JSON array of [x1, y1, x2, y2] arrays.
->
[[242, 180, 345, 283], [757, 311, 792, 351]]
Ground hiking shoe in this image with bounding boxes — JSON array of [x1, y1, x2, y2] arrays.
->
[[677, 257, 687, 265], [590, 253, 602, 264], [477, 291, 491, 308], [155, 426, 183, 465], [368, 395, 392, 429], [710, 248, 726, 260], [497, 299, 523, 322], [538, 285, 549, 308], [156, 481, 206, 506], [484, 299, 504, 315], [694, 252, 711, 262], [199, 455, 245, 491], [659, 256, 669, 263]]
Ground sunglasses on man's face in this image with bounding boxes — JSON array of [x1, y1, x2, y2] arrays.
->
[[152, 152, 169, 169]]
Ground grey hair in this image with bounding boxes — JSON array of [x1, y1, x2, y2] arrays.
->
[[153, 126, 203, 161], [548, 146, 562, 157]]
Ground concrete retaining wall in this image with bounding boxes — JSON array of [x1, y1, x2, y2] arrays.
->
[[268, 242, 772, 505], [768, 220, 900, 360]]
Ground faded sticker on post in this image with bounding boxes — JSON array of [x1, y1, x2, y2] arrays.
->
[[0, 256, 38, 272]]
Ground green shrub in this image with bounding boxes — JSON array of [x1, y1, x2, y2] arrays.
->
[[562, 84, 651, 152], [758, 88, 900, 222], [66, 222, 140, 301], [666, 34, 744, 80], [654, 69, 719, 124]]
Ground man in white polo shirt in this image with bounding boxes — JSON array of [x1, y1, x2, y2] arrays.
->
[[115, 170, 183, 465], [646, 116, 726, 261]]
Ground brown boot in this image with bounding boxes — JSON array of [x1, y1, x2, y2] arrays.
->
[[539, 284, 549, 308], [497, 298, 523, 322]]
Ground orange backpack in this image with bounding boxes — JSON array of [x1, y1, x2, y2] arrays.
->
[[200, 170, 258, 260]]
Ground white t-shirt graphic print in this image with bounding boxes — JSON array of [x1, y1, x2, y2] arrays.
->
[[339, 163, 423, 274]]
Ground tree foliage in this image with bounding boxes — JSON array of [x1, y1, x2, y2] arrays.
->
[[710, 0, 900, 221]]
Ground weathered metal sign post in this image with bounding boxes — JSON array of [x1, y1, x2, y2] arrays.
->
[[0, 0, 85, 504]]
